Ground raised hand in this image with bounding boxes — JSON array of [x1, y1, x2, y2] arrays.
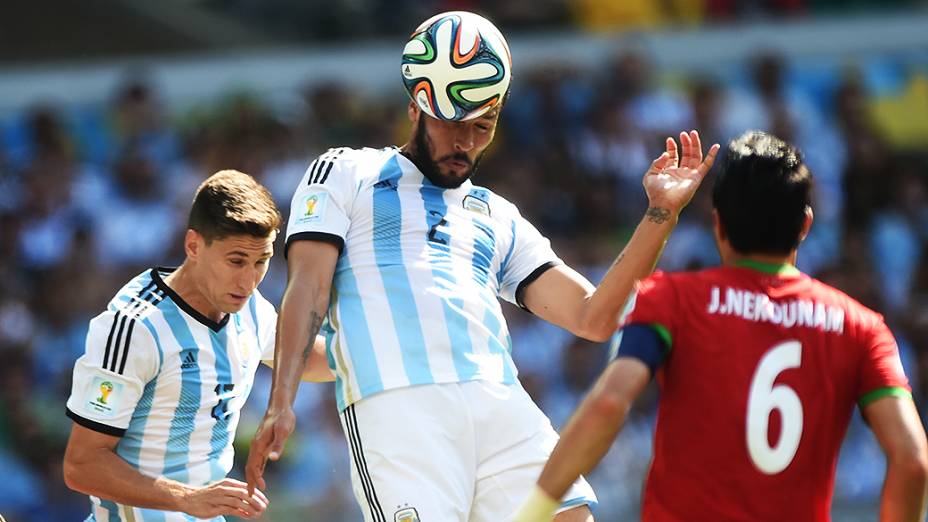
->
[[180, 478, 268, 519], [245, 406, 296, 496], [643, 130, 720, 222]]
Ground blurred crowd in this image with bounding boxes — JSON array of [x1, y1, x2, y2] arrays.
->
[[1, 41, 928, 520], [207, 0, 919, 41]]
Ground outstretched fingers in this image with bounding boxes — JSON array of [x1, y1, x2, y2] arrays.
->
[[665, 136, 678, 168], [691, 130, 704, 165], [680, 131, 693, 168], [649, 151, 673, 175], [697, 143, 722, 178], [244, 435, 270, 495]]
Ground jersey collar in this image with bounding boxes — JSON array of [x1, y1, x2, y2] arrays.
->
[[734, 259, 801, 277], [151, 267, 231, 332]]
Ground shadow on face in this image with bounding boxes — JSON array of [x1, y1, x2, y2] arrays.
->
[[405, 103, 500, 188]]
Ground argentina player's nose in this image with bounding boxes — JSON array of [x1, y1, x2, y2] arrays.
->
[[454, 123, 476, 152]]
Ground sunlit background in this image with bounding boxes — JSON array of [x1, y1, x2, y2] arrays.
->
[[1, 1, 928, 520]]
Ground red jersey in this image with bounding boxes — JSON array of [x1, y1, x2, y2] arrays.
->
[[623, 261, 911, 522]]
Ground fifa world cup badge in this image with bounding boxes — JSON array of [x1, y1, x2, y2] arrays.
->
[[97, 381, 114, 404], [296, 192, 328, 224], [85, 376, 123, 417]]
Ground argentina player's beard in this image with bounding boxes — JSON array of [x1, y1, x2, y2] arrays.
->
[[407, 116, 484, 189]]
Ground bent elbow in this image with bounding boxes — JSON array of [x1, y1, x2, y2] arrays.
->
[[583, 329, 614, 343], [589, 390, 629, 422], [908, 453, 928, 481], [575, 324, 615, 343], [889, 448, 928, 484], [573, 308, 619, 343], [62, 457, 83, 492]]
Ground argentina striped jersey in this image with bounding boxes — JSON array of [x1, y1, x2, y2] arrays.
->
[[286, 147, 562, 411], [65, 267, 276, 521]]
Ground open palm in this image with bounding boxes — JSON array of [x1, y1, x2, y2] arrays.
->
[[643, 130, 720, 215]]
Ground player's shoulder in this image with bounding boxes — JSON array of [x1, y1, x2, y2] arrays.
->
[[638, 267, 706, 292], [86, 269, 163, 349], [104, 268, 165, 321], [806, 276, 885, 329], [304, 146, 395, 186]]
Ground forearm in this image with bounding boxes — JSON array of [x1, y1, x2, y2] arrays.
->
[[579, 208, 676, 340], [270, 277, 330, 406], [880, 457, 928, 522], [65, 449, 189, 511]]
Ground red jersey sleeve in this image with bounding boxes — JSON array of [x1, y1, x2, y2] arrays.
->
[[623, 271, 679, 348], [857, 313, 911, 407]]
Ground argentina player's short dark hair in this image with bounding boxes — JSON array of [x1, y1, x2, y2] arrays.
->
[[188, 170, 281, 243], [712, 131, 812, 255]]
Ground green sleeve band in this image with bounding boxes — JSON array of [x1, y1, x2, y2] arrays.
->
[[650, 323, 672, 353], [858, 386, 913, 408]]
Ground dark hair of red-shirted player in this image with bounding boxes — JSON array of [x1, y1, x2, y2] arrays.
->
[[712, 131, 812, 256]]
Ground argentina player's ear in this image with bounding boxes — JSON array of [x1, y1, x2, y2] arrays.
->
[[183, 229, 204, 260], [408, 99, 421, 124]]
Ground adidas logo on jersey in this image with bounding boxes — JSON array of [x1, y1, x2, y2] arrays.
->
[[180, 349, 197, 369], [374, 179, 397, 190]]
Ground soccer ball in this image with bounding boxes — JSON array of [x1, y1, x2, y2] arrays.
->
[[401, 11, 512, 121]]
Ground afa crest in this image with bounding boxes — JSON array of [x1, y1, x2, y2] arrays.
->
[[394, 507, 420, 522]]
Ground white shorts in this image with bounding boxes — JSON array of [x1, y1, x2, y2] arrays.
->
[[339, 380, 597, 522]]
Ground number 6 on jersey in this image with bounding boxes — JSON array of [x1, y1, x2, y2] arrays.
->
[[746, 340, 803, 474]]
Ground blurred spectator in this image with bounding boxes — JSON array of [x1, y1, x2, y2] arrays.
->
[[569, 0, 704, 30], [869, 159, 928, 314], [605, 49, 693, 140], [91, 145, 180, 269], [108, 75, 181, 169]]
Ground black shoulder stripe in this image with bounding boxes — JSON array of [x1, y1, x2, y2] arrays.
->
[[101, 283, 162, 372], [319, 160, 336, 184], [125, 285, 164, 320], [115, 288, 164, 373], [306, 159, 321, 185], [116, 280, 156, 319], [102, 312, 120, 369], [308, 148, 347, 185], [109, 315, 129, 372], [310, 158, 333, 184], [118, 318, 136, 375]]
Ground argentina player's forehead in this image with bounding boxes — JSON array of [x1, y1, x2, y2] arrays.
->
[[217, 232, 276, 259]]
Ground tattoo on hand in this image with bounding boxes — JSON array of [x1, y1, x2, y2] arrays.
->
[[301, 311, 323, 363], [646, 207, 672, 224]]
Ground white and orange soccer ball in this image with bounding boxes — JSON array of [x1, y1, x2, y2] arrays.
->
[[401, 11, 512, 121]]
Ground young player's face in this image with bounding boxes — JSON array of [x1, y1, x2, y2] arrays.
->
[[195, 232, 275, 314], [409, 105, 499, 188]]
